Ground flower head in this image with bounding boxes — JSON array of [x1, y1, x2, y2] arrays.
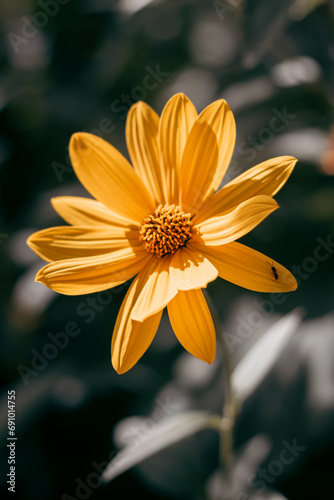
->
[[27, 93, 297, 374]]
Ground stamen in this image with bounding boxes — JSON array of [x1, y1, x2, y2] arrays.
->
[[139, 204, 192, 257]]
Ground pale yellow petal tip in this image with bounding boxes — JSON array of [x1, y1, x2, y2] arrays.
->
[[111, 341, 132, 375], [128, 100, 145, 113], [206, 351, 216, 365], [206, 341, 217, 365], [171, 91, 188, 99], [50, 197, 60, 210], [283, 267, 298, 292], [290, 275, 298, 291], [286, 156, 298, 169], [26, 234, 44, 260], [35, 269, 45, 284], [113, 365, 130, 375], [70, 132, 90, 154], [50, 197, 69, 220], [164, 92, 190, 108], [194, 349, 216, 366], [35, 265, 52, 286], [278, 272, 298, 292], [26, 234, 34, 250], [111, 353, 133, 375], [269, 198, 279, 210], [279, 155, 297, 163], [211, 98, 230, 111], [112, 362, 126, 375]]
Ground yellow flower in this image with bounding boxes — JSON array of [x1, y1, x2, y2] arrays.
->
[[27, 93, 297, 374]]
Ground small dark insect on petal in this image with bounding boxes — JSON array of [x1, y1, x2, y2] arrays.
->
[[267, 261, 279, 280]]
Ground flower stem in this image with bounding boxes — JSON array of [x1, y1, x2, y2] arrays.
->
[[203, 291, 238, 474], [219, 332, 235, 472]]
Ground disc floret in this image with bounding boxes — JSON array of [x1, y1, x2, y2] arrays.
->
[[139, 204, 192, 257]]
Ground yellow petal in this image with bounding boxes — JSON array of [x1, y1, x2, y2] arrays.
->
[[179, 99, 236, 213], [191, 240, 297, 292], [169, 245, 218, 291], [167, 289, 216, 364], [126, 101, 164, 205], [159, 93, 198, 204], [69, 133, 155, 223], [112, 273, 162, 374], [194, 156, 297, 224], [192, 195, 278, 246], [130, 256, 178, 322], [35, 247, 152, 295], [27, 226, 139, 262], [51, 196, 137, 227]]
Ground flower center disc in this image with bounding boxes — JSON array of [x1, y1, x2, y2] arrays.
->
[[139, 204, 192, 258]]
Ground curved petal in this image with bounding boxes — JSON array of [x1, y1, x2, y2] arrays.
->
[[191, 240, 297, 292], [179, 99, 236, 213], [159, 93, 198, 204], [194, 156, 297, 224], [167, 289, 216, 364], [130, 256, 178, 322], [35, 247, 152, 295], [27, 226, 139, 262], [192, 195, 278, 246], [169, 245, 218, 291], [69, 133, 155, 223], [112, 273, 162, 374], [126, 101, 164, 205], [51, 196, 137, 227]]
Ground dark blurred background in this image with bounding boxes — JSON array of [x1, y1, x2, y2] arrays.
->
[[1, 0, 334, 499]]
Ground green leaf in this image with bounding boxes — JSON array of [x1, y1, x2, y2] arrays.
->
[[102, 410, 218, 483]]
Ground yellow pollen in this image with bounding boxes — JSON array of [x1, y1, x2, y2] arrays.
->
[[139, 204, 192, 257]]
